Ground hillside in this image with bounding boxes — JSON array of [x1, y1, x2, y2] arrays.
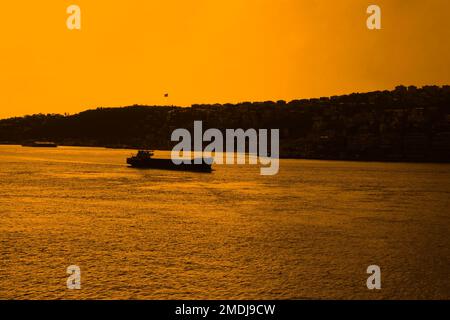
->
[[1, 85, 449, 162]]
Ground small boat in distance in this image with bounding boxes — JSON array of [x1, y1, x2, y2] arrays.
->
[[127, 150, 212, 173], [22, 141, 58, 148]]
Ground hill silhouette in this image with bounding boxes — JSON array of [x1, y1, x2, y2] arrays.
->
[[1, 85, 449, 162]]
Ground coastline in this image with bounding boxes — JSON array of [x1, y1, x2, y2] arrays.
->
[[3, 143, 449, 164]]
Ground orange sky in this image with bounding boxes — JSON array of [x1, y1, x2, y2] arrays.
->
[[0, 0, 449, 118]]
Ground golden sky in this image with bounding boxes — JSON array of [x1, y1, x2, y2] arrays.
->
[[0, 0, 449, 118]]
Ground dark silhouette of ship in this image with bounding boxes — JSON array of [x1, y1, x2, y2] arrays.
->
[[127, 150, 212, 173], [22, 141, 58, 148]]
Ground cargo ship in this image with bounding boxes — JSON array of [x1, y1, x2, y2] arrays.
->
[[127, 150, 212, 173], [22, 141, 58, 148]]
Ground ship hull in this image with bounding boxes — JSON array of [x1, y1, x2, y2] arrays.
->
[[127, 157, 212, 173]]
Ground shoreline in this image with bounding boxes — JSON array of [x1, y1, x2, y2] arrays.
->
[[2, 143, 449, 165]]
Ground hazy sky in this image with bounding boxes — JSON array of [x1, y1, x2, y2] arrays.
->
[[0, 0, 449, 118]]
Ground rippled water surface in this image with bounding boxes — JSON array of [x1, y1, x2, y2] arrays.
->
[[1, 145, 449, 299]]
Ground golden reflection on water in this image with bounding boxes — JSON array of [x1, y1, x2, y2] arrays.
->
[[1, 145, 450, 299]]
